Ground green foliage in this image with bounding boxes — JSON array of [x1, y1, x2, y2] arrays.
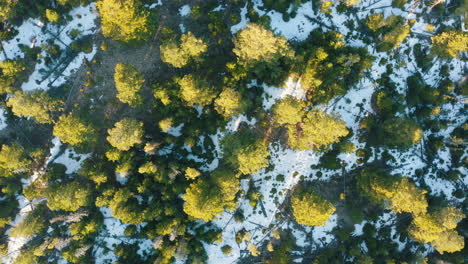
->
[[286, 110, 348, 150], [222, 130, 270, 175], [96, 188, 147, 224], [232, 23, 294, 83], [0, 0, 17, 22], [185, 167, 201, 180], [183, 168, 239, 221], [160, 32, 207, 68], [107, 118, 144, 151], [53, 113, 96, 146], [377, 118, 422, 148], [291, 186, 335, 226], [409, 207, 465, 254], [271, 96, 303, 125], [114, 63, 144, 106], [158, 117, 173, 133], [7, 90, 64, 124], [233, 23, 293, 64], [214, 88, 247, 118], [10, 205, 48, 237], [96, 0, 155, 42], [0, 59, 27, 94], [45, 9, 60, 23], [177, 74, 217, 106], [0, 143, 31, 172], [296, 30, 372, 103], [431, 31, 468, 59], [46, 181, 93, 211], [365, 14, 409, 50], [221, 245, 232, 255]]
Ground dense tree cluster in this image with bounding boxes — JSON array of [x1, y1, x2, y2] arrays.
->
[[0, 0, 466, 263]]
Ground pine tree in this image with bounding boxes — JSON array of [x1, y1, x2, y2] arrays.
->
[[96, 0, 154, 42], [0, 143, 31, 172], [291, 186, 335, 226], [160, 32, 207, 68], [53, 113, 96, 146], [183, 168, 239, 221], [233, 23, 294, 65], [286, 110, 348, 150], [183, 179, 225, 222], [214, 88, 246, 118], [107, 118, 144, 151], [271, 96, 304, 125], [45, 9, 60, 23], [378, 118, 422, 148], [387, 178, 428, 215], [431, 31, 468, 59], [9, 205, 48, 237], [177, 74, 216, 107], [7, 90, 64, 124], [222, 130, 270, 175], [46, 181, 93, 211], [0, 0, 17, 22], [114, 63, 144, 106]]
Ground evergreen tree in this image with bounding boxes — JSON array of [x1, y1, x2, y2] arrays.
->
[[114, 63, 144, 106], [45, 9, 60, 23], [9, 205, 48, 237], [107, 118, 144, 151], [183, 168, 239, 221], [96, 0, 154, 42], [214, 88, 246, 119], [387, 178, 428, 215], [291, 186, 335, 226], [53, 113, 96, 146], [160, 32, 207, 68], [271, 96, 304, 125], [177, 74, 216, 107], [233, 23, 293, 65], [431, 31, 468, 59], [46, 181, 93, 211], [0, 0, 17, 22], [222, 130, 270, 175], [0, 143, 31, 172], [7, 90, 64, 124], [287, 110, 348, 150], [378, 118, 422, 148], [0, 59, 26, 94]]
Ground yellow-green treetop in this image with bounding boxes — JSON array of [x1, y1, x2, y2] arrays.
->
[[7, 90, 64, 124], [291, 187, 335, 226], [53, 113, 96, 146], [233, 23, 294, 65], [96, 0, 154, 42], [107, 118, 144, 151], [271, 96, 304, 125], [431, 31, 468, 59], [177, 74, 216, 106], [114, 63, 144, 106], [160, 32, 207, 68], [214, 88, 246, 119], [287, 110, 348, 151]]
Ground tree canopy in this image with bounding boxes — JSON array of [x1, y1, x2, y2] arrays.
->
[[53, 113, 96, 146], [96, 0, 154, 42], [7, 90, 64, 124], [291, 186, 335, 226], [160, 32, 207, 68], [114, 63, 144, 106], [286, 110, 348, 150], [107, 118, 144, 151]]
